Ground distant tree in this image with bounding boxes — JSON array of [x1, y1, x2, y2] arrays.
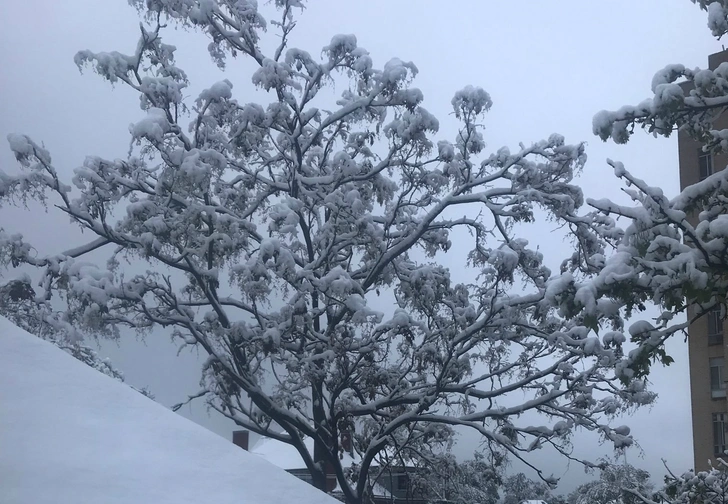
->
[[0, 1, 664, 503], [569, 461, 652, 504], [410, 451, 502, 504], [503, 472, 551, 504]]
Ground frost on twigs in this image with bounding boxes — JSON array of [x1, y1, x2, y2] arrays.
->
[[585, 154, 728, 380], [0, 274, 153, 398], [629, 459, 728, 504], [1, 2, 655, 503], [569, 459, 653, 504], [593, 1, 728, 153], [584, 0, 728, 393], [690, 0, 728, 37]]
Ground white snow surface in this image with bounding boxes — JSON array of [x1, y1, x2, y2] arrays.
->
[[252, 435, 360, 470], [0, 316, 336, 504], [252, 436, 315, 470], [250, 436, 393, 498]]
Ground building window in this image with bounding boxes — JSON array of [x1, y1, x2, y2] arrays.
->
[[714, 413, 728, 455], [699, 151, 714, 180], [397, 474, 409, 491], [711, 357, 726, 398], [708, 307, 724, 346]]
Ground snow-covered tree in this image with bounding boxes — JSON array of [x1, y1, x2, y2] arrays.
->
[[628, 460, 728, 504], [0, 1, 652, 502], [502, 472, 552, 504], [409, 451, 502, 504], [583, 0, 728, 380], [593, 1, 728, 152], [0, 276, 153, 398], [569, 460, 652, 504]]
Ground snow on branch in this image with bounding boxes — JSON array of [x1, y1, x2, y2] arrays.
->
[[0, 2, 669, 503]]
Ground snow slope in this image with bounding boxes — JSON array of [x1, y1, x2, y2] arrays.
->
[[251, 436, 391, 499], [0, 316, 336, 504], [253, 435, 359, 470], [252, 435, 315, 469]]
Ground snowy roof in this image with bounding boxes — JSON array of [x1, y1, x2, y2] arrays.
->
[[251, 435, 360, 470], [251, 435, 315, 470], [0, 316, 337, 504], [251, 436, 391, 498]]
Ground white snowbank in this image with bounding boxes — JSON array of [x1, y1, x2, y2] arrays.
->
[[252, 435, 315, 470], [0, 316, 336, 504], [251, 436, 392, 499], [252, 435, 360, 470]]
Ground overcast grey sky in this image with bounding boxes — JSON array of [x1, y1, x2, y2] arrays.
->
[[0, 0, 718, 494]]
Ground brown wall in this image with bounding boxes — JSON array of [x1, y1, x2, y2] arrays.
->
[[679, 49, 728, 471], [684, 301, 726, 471]]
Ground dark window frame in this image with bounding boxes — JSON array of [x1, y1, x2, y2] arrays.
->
[[711, 357, 726, 399], [708, 306, 724, 346], [699, 150, 714, 181], [397, 474, 410, 491], [714, 412, 727, 455]]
